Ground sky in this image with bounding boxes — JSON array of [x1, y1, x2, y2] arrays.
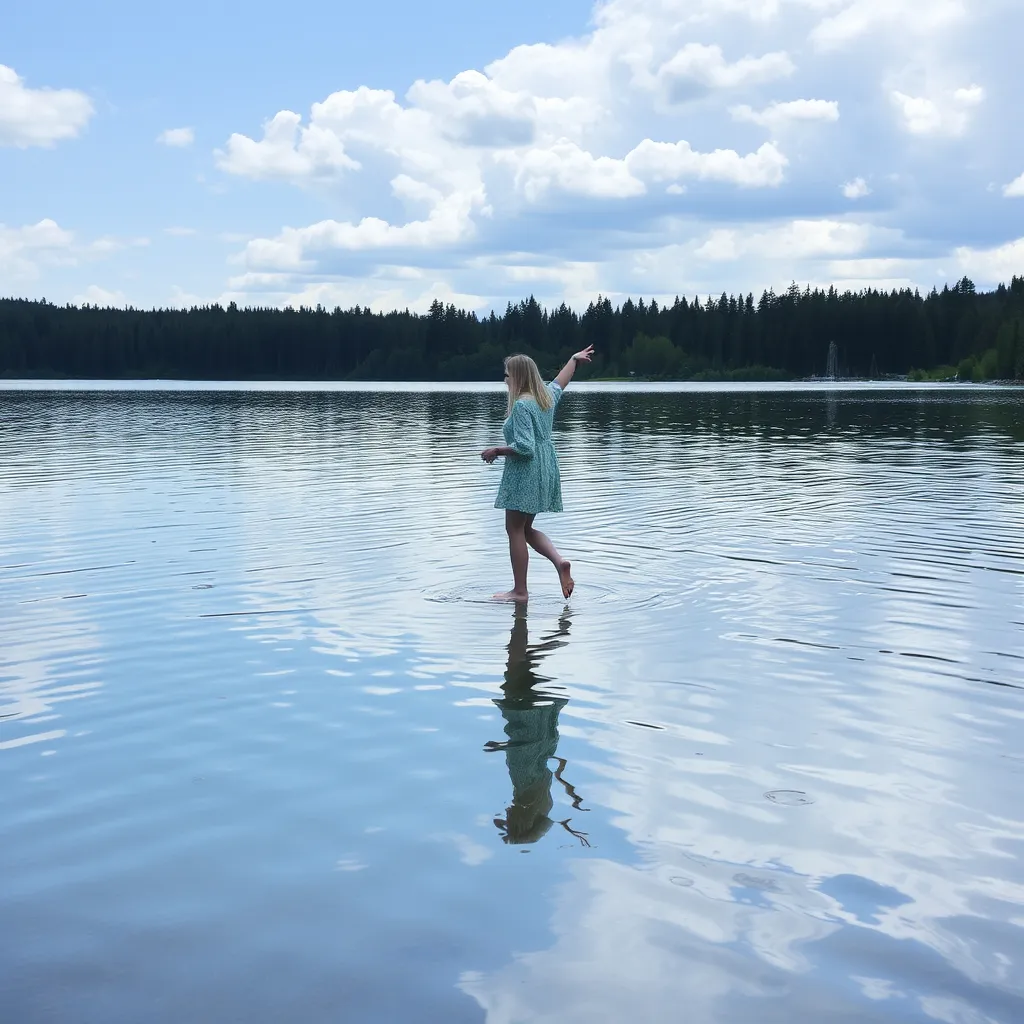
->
[[2, 0, 1024, 313]]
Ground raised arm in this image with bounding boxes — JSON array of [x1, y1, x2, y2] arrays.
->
[[553, 345, 595, 391]]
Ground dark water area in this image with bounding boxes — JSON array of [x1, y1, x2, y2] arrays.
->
[[2, 382, 1023, 1024]]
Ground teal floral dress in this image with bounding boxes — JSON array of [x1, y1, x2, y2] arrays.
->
[[495, 382, 564, 514]]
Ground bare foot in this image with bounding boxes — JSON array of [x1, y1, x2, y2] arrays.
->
[[558, 560, 574, 599], [493, 590, 528, 602]]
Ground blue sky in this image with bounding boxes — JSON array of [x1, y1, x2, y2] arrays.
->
[[2, 0, 1023, 312]]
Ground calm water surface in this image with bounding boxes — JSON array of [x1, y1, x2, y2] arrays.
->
[[2, 382, 1023, 1024]]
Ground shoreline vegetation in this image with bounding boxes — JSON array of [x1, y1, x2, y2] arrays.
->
[[2, 276, 1023, 384]]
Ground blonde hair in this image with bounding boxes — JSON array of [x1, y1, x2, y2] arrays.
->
[[505, 354, 554, 416]]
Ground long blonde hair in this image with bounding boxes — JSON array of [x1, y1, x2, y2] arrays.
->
[[505, 354, 554, 416]]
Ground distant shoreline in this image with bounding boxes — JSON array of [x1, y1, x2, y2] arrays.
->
[[4, 371, 1020, 385], [3, 279, 1022, 384], [3, 377, 1022, 392]]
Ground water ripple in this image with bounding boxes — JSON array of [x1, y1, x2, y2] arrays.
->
[[1, 384, 1023, 1024]]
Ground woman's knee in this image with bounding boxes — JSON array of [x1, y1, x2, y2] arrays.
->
[[505, 512, 527, 536]]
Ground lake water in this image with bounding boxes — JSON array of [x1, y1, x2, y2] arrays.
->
[[2, 382, 1023, 1024]]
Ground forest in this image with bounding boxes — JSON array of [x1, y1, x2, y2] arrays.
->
[[1, 276, 1023, 382]]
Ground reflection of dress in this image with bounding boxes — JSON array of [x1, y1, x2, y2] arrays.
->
[[494, 695, 568, 845], [495, 382, 563, 514], [489, 610, 587, 846]]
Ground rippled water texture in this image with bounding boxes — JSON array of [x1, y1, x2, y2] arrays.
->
[[2, 382, 1023, 1024]]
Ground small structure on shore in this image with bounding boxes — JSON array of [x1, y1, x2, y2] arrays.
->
[[826, 340, 839, 380]]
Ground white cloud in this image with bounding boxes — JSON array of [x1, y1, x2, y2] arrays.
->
[[843, 177, 871, 199], [811, 0, 967, 50], [730, 98, 840, 131], [159, 0, 1023, 311], [0, 219, 147, 282], [953, 84, 984, 106], [242, 185, 485, 269], [217, 109, 360, 182], [0, 219, 76, 277], [87, 235, 150, 256], [168, 285, 206, 308], [482, 34, 610, 101], [164, 226, 198, 237], [73, 285, 128, 307], [222, 27, 794, 278], [658, 43, 795, 101], [891, 93, 942, 135], [157, 126, 195, 147], [432, 832, 494, 867], [504, 140, 646, 201], [221, 269, 487, 315], [890, 84, 984, 137], [407, 69, 599, 146], [822, 256, 936, 294], [955, 237, 1024, 286], [408, 71, 537, 146], [0, 64, 93, 148], [695, 219, 879, 262], [626, 139, 788, 188], [1004, 173, 1024, 199]]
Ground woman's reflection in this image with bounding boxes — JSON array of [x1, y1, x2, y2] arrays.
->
[[484, 606, 590, 847]]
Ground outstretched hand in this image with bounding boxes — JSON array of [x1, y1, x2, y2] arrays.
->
[[481, 447, 500, 464], [573, 344, 595, 364]]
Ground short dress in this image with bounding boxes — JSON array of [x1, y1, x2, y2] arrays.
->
[[493, 693, 569, 844], [494, 382, 564, 514]]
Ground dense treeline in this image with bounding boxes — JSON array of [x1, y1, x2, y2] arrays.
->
[[2, 276, 1023, 381]]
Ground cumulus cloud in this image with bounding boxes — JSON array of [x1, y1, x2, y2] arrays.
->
[[818, 255, 947, 293], [0, 64, 93, 148], [730, 99, 839, 131], [501, 137, 786, 202], [890, 84, 984, 137], [626, 139, 787, 187], [408, 71, 537, 146], [1001, 174, 1024, 199], [168, 285, 207, 308], [955, 237, 1024, 286], [695, 219, 878, 262], [242, 185, 485, 269], [199, 0, 1022, 312], [217, 109, 361, 182], [0, 219, 146, 281], [220, 268, 486, 316], [504, 140, 646, 201], [843, 177, 871, 199], [157, 127, 195, 147], [407, 70, 599, 146], [219, 19, 799, 279], [658, 43, 795, 101], [0, 219, 76, 276], [73, 285, 129, 307], [810, 0, 968, 50]]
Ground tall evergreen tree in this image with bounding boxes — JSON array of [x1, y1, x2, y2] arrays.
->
[[1, 277, 1022, 381]]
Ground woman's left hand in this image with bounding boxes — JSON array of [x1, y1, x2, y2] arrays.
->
[[481, 447, 500, 464]]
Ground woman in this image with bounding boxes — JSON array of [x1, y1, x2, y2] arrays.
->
[[481, 345, 594, 601]]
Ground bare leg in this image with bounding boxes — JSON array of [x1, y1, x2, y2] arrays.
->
[[525, 515, 574, 598], [552, 756, 589, 811], [556, 819, 591, 847], [494, 510, 529, 601]]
